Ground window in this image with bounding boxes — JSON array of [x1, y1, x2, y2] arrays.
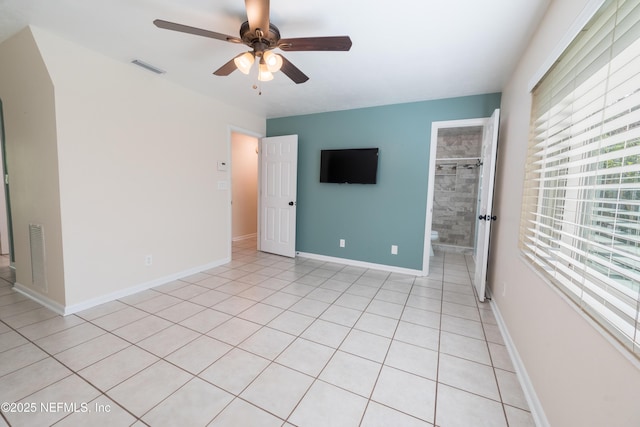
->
[[520, 0, 640, 357]]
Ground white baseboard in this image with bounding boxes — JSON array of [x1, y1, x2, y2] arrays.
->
[[14, 257, 231, 316], [232, 233, 257, 242], [296, 252, 423, 276], [13, 283, 66, 315], [488, 293, 549, 427]]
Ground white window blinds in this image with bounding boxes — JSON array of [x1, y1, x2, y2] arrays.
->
[[520, 0, 640, 357]]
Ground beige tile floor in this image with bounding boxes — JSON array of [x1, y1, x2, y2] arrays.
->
[[0, 241, 536, 426]]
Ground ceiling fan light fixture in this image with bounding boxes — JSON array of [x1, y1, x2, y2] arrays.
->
[[258, 61, 274, 81], [234, 52, 255, 74], [263, 51, 283, 72]]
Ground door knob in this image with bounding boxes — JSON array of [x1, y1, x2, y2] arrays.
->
[[478, 215, 487, 220], [289, 201, 295, 206]]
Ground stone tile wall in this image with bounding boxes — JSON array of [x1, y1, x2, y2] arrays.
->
[[433, 127, 483, 250]]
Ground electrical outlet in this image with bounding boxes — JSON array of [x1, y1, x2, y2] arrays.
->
[[339, 239, 346, 248], [145, 255, 153, 266], [391, 245, 398, 255]]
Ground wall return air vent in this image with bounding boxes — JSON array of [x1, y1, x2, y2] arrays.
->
[[29, 223, 47, 292]]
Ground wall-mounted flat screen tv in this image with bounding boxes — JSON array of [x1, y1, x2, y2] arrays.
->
[[320, 148, 379, 184]]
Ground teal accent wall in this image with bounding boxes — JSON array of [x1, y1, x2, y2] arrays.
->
[[267, 93, 501, 270]]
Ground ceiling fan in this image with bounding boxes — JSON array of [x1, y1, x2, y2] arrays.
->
[[154, 0, 352, 84]]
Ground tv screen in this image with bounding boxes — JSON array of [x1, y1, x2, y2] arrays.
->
[[320, 148, 379, 184]]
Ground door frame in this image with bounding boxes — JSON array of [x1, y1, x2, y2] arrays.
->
[[422, 117, 487, 276], [227, 126, 264, 257], [0, 99, 13, 264]]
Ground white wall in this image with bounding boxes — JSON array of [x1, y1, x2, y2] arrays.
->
[[231, 132, 258, 240], [2, 26, 265, 310], [492, 1, 640, 426], [0, 28, 66, 306]]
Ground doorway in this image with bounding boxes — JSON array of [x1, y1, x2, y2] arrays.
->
[[423, 118, 486, 276], [422, 110, 500, 297], [229, 131, 299, 260], [432, 126, 484, 254], [423, 113, 500, 262], [231, 131, 259, 252]]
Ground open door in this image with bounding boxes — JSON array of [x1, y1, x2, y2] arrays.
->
[[474, 109, 500, 302], [259, 135, 298, 258]]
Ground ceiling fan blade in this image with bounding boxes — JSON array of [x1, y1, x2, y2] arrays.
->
[[213, 56, 240, 76], [245, 0, 270, 34], [154, 19, 242, 44], [280, 56, 309, 84], [278, 36, 352, 51]]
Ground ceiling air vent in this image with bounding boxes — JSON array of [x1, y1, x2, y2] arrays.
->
[[131, 59, 166, 75], [29, 223, 47, 292]]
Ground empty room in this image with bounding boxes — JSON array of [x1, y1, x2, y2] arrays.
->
[[0, 0, 638, 426]]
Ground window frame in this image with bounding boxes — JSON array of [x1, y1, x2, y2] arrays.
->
[[520, 0, 640, 358]]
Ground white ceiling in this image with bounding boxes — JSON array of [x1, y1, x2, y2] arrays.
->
[[0, 0, 549, 119]]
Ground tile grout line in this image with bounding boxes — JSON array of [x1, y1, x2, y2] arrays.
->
[[432, 251, 447, 427], [466, 254, 514, 427], [277, 263, 385, 424], [0, 315, 141, 425], [0, 244, 533, 426], [197, 255, 372, 425], [3, 253, 425, 425], [357, 266, 432, 426], [79, 251, 304, 425]]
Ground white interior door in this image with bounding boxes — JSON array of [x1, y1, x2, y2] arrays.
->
[[259, 135, 298, 257], [474, 109, 500, 302]]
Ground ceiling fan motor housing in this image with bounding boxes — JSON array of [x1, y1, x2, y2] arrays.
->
[[240, 21, 281, 55]]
